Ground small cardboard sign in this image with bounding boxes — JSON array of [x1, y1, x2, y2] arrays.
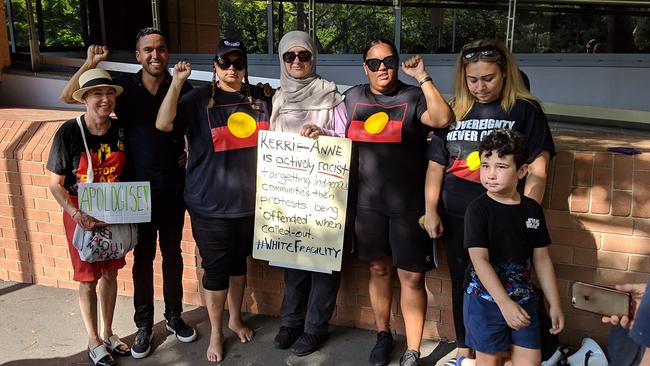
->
[[77, 182, 151, 224]]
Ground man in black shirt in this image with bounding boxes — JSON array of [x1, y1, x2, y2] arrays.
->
[[59, 28, 195, 359]]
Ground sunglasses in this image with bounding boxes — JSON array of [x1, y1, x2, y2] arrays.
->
[[216, 57, 246, 70], [364, 55, 399, 72], [282, 50, 312, 63], [461, 45, 503, 62]]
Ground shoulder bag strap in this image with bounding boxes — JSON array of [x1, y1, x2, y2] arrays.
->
[[75, 116, 94, 183]]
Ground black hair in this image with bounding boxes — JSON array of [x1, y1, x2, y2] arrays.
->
[[135, 27, 165, 48], [362, 38, 399, 61], [478, 129, 527, 168]]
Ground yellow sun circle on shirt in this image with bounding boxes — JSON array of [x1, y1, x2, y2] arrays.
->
[[364, 111, 389, 135], [467, 151, 481, 171], [227, 112, 257, 138]]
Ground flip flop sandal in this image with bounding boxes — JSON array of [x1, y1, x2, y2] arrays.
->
[[88, 344, 117, 366], [103, 334, 131, 357]]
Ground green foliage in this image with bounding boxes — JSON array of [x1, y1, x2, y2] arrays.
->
[[41, 0, 83, 47], [219, 0, 269, 53], [8, 0, 83, 49]]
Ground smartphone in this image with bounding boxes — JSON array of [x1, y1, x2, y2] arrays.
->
[[571, 282, 630, 317]]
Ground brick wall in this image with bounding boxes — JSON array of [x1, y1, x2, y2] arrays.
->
[[1, 109, 649, 348]]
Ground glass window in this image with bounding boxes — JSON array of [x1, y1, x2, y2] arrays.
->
[[8, 0, 29, 50], [513, 5, 650, 53], [273, 1, 306, 53], [8, 0, 83, 51], [40, 0, 83, 48], [315, 2, 395, 54], [219, 0, 268, 54], [401, 4, 507, 54]]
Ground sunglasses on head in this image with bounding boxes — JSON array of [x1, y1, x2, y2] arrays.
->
[[216, 56, 246, 70], [461, 45, 503, 62], [364, 55, 399, 72], [282, 50, 312, 63]]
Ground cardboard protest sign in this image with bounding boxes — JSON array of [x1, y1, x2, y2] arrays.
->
[[253, 130, 351, 272], [77, 182, 151, 224]]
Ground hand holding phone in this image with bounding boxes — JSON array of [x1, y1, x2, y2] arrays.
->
[[601, 283, 647, 329], [571, 282, 630, 317]]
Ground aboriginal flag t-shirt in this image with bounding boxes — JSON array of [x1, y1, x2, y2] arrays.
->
[[344, 82, 431, 211], [47, 116, 126, 195], [426, 99, 555, 218], [177, 84, 271, 218]]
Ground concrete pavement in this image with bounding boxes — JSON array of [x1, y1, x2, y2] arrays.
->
[[0, 280, 456, 366]]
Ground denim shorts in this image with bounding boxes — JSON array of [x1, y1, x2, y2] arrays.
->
[[463, 292, 540, 354]]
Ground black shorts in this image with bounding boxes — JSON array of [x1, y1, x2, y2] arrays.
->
[[355, 207, 436, 272], [189, 212, 253, 291]]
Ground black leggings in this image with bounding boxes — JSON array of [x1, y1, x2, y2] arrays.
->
[[442, 214, 470, 349]]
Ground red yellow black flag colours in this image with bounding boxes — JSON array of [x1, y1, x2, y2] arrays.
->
[[347, 102, 407, 143], [447, 150, 481, 183], [207, 101, 270, 152]]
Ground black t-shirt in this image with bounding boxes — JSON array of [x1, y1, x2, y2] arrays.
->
[[464, 193, 551, 304], [426, 98, 556, 218], [114, 71, 192, 194], [344, 82, 431, 211], [177, 84, 271, 218], [47, 116, 126, 195]]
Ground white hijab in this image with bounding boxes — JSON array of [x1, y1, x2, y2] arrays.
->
[[270, 31, 344, 133]]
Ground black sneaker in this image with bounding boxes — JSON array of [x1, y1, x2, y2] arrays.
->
[[273, 326, 302, 349], [131, 327, 153, 359], [166, 317, 197, 343], [399, 349, 420, 366], [369, 330, 394, 366], [290, 332, 328, 357]]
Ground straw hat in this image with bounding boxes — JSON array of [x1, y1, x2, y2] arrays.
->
[[71, 69, 123, 102]]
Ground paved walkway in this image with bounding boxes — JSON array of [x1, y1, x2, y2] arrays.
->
[[0, 280, 457, 366]]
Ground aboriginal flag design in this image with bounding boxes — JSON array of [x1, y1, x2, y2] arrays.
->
[[347, 102, 407, 143], [207, 101, 270, 152], [447, 150, 481, 183]]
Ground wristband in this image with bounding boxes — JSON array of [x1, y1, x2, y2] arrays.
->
[[418, 76, 432, 86], [71, 209, 80, 219]]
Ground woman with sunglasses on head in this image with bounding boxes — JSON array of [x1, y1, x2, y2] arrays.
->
[[425, 39, 556, 366], [270, 30, 347, 357], [345, 39, 453, 366], [156, 39, 272, 363]]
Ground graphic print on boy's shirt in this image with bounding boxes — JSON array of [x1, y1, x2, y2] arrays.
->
[[347, 102, 407, 143], [207, 100, 270, 152], [446, 118, 516, 183]]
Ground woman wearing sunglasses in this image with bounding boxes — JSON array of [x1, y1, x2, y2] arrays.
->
[[344, 38, 452, 366], [426, 39, 556, 366], [270, 30, 346, 357], [156, 39, 272, 363]]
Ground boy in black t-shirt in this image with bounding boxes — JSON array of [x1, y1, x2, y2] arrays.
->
[[459, 129, 563, 366]]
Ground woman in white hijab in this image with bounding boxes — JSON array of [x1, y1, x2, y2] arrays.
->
[[270, 30, 347, 357]]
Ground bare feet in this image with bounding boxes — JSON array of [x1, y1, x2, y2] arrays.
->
[[229, 318, 254, 343], [206, 331, 224, 362]]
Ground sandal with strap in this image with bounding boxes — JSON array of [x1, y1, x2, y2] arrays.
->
[[88, 344, 117, 366], [104, 334, 131, 356], [103, 334, 131, 357]]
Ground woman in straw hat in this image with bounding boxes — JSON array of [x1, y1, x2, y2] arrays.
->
[[47, 68, 130, 366]]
